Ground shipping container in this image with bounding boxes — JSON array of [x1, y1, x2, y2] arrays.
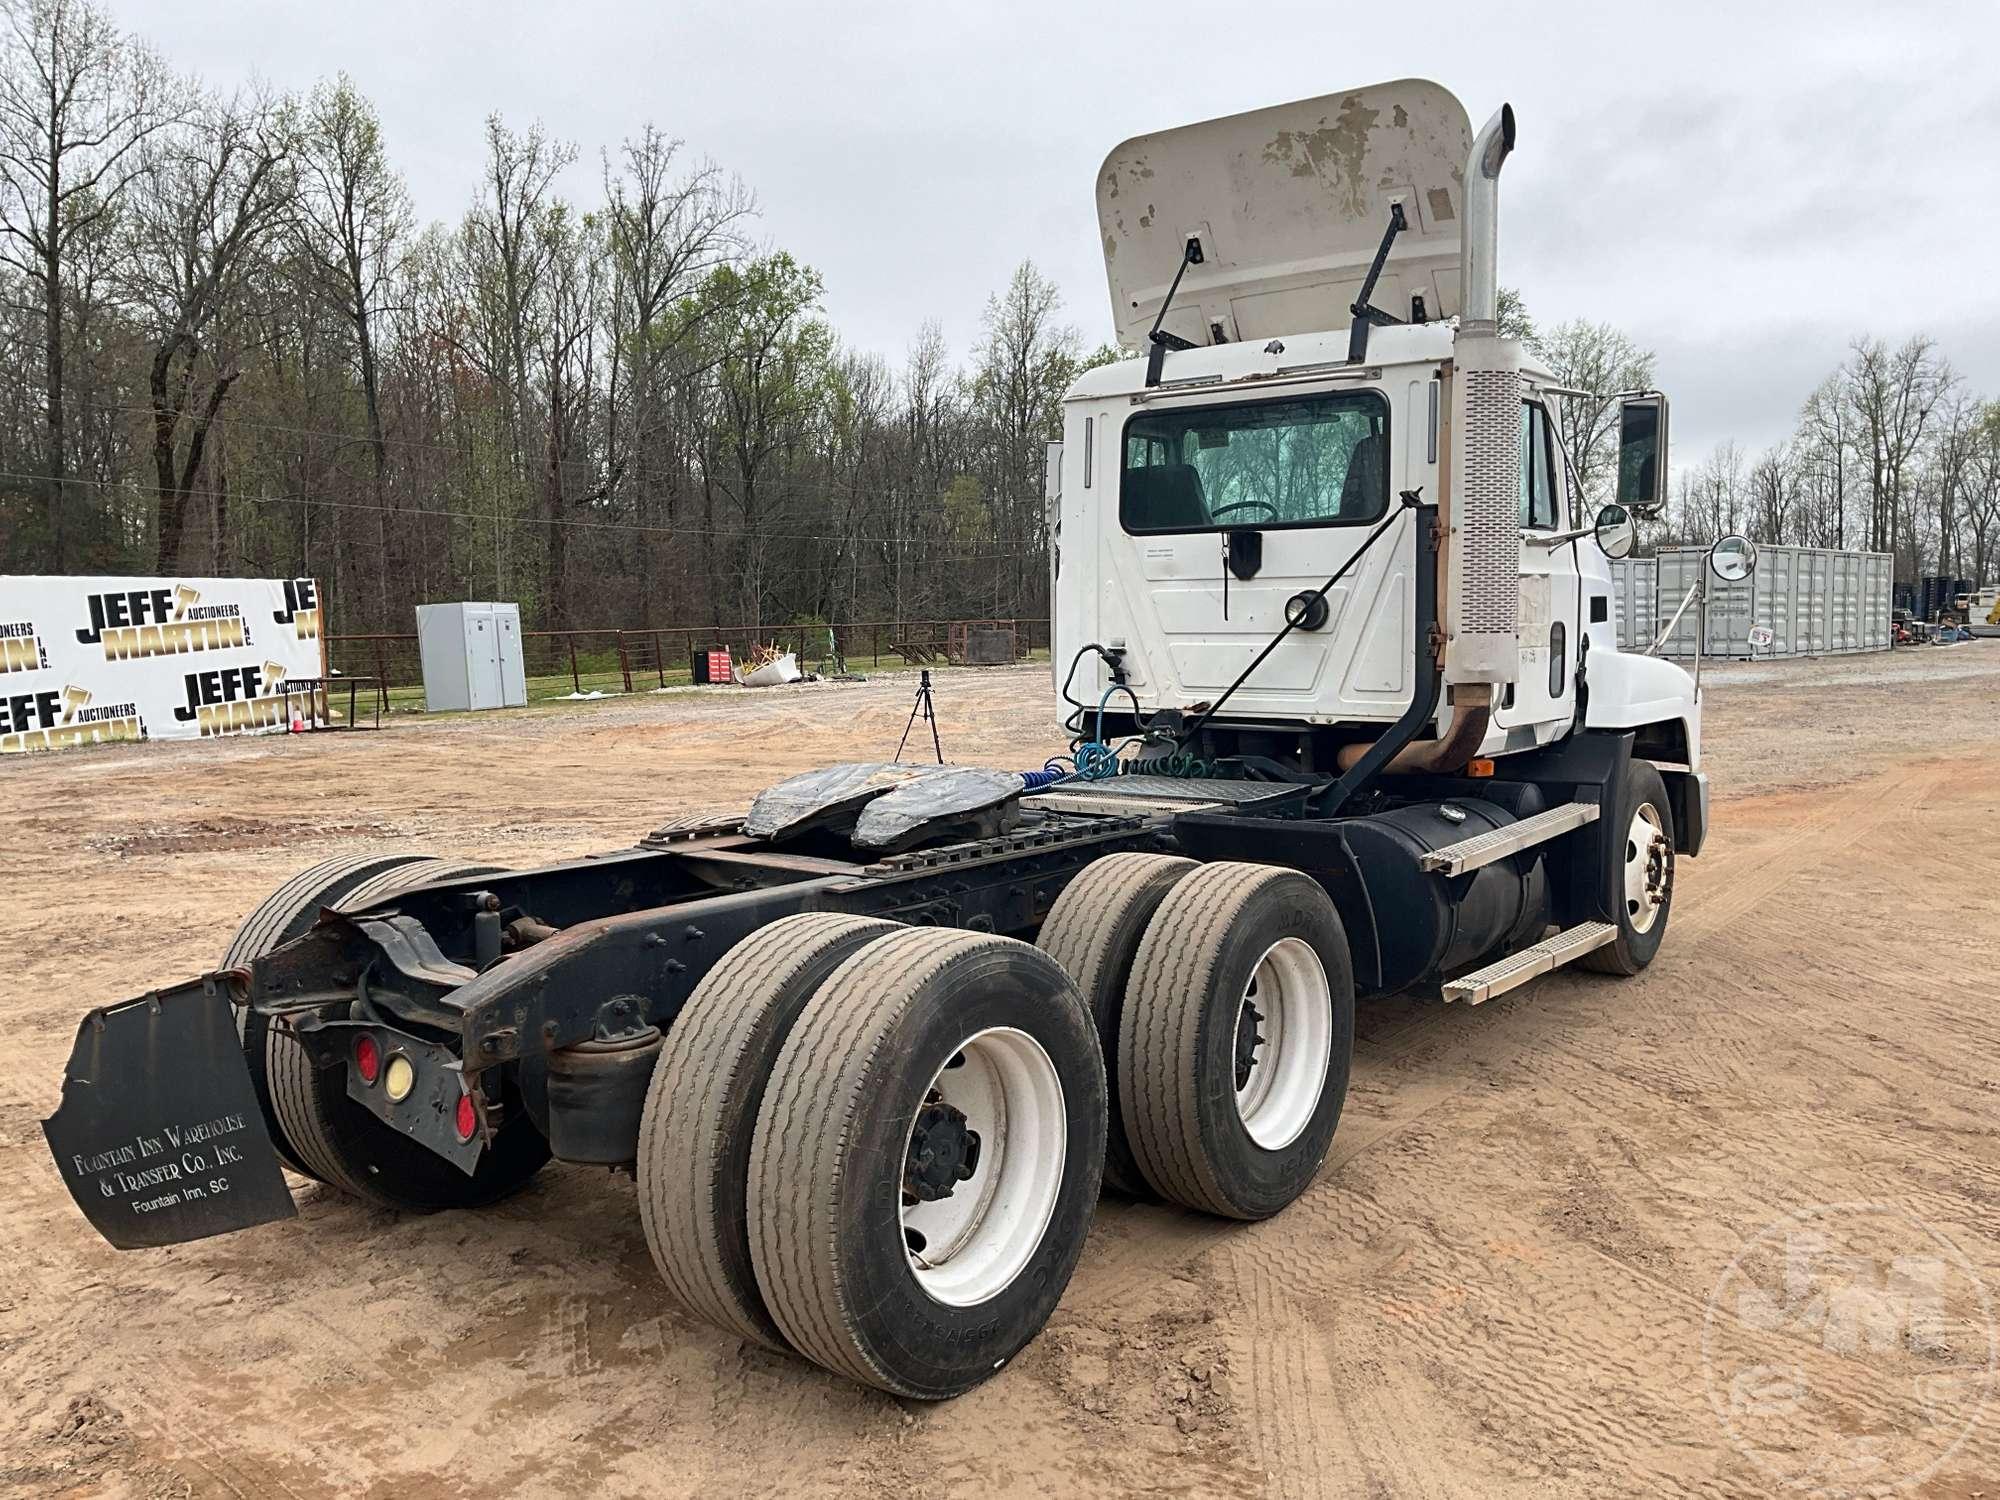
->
[[1608, 557, 1657, 651], [1651, 545, 1893, 659]]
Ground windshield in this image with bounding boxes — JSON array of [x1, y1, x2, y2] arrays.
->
[[1120, 390, 1389, 535]]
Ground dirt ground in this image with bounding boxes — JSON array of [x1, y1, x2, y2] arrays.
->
[[3, 647, 1998, 1499]]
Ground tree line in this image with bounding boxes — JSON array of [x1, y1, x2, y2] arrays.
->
[[1, 0, 1988, 642], [1507, 294, 1998, 585], [1670, 337, 1997, 586], [0, 0, 1101, 634]]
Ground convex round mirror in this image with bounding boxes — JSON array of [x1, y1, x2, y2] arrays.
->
[[1593, 503, 1637, 559], [1708, 533, 1757, 582]]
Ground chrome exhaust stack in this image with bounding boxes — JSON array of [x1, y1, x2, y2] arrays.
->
[[1460, 104, 1516, 328], [1443, 102, 1522, 695]]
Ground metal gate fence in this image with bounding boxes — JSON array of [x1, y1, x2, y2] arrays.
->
[[324, 618, 1052, 709], [1611, 546, 1891, 658]]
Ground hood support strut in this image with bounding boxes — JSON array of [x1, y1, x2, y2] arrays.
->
[[1144, 236, 1205, 387], [1345, 201, 1408, 364]]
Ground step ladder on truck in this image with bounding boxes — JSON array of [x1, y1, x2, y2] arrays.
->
[[43, 78, 1748, 1400]]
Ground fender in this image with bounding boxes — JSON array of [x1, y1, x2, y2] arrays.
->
[[1582, 647, 1700, 769]]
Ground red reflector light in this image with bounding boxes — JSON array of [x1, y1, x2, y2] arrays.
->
[[354, 1034, 381, 1085], [455, 1092, 478, 1142]]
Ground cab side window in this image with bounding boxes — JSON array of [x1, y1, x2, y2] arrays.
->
[[1519, 402, 1559, 530]]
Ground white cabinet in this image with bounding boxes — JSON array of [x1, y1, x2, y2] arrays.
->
[[416, 602, 528, 712]]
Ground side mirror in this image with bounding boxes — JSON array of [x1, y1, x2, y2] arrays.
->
[[1708, 533, 1757, 582], [1593, 503, 1637, 560], [1616, 395, 1669, 515]]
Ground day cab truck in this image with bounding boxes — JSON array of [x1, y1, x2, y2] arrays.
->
[[45, 78, 1745, 1400]]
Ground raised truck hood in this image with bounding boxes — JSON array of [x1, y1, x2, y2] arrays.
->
[[1098, 78, 1472, 351]]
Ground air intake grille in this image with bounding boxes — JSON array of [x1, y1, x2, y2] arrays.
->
[[1458, 368, 1522, 637], [1444, 337, 1523, 686]]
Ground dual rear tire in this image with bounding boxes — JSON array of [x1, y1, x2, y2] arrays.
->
[[639, 917, 1105, 1399], [1040, 857, 1356, 1219], [640, 863, 1355, 1396], [1120, 862, 1354, 1220]]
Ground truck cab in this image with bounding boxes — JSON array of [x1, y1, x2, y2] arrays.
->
[[1048, 79, 1704, 846]]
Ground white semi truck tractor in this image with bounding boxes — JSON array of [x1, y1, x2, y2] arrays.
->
[[45, 79, 1729, 1402]]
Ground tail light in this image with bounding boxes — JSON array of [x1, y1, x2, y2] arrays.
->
[[354, 1034, 381, 1085], [455, 1092, 478, 1142]]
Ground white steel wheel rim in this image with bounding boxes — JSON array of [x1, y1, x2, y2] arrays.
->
[[1624, 804, 1670, 935], [899, 1025, 1067, 1308], [1232, 937, 1332, 1151]]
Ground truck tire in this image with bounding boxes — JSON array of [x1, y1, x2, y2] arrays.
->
[[1035, 851, 1198, 1197], [267, 857, 552, 1211], [226, 850, 437, 1179], [1121, 862, 1353, 1220], [748, 929, 1105, 1398], [1581, 760, 1676, 976], [636, 912, 901, 1351]]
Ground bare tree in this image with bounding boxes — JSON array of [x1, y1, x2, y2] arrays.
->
[[1532, 319, 1656, 505], [893, 319, 954, 618], [1795, 373, 1852, 548], [601, 125, 751, 612], [0, 0, 174, 565], [296, 75, 408, 501], [972, 260, 1078, 614], [1924, 392, 1981, 579], [462, 114, 572, 463], [535, 204, 605, 623], [1964, 403, 2000, 587], [1844, 334, 1955, 572], [1748, 442, 1795, 545], [1676, 440, 1744, 545], [125, 87, 295, 570]]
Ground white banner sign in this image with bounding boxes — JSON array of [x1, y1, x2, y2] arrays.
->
[[0, 575, 324, 753]]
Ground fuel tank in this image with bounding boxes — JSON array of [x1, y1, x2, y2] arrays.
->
[[1343, 796, 1549, 993]]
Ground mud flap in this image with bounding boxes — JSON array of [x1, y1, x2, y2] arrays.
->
[[43, 977, 298, 1250]]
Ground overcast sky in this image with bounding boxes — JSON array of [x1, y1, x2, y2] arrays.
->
[[111, 0, 2000, 470]]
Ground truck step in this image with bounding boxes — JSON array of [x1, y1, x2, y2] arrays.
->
[[1418, 801, 1600, 877], [1440, 921, 1617, 1005]]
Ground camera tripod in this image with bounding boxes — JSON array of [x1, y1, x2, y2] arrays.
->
[[894, 669, 944, 764]]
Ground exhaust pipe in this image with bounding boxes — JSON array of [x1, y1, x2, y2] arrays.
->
[[1334, 102, 1517, 779], [1332, 684, 1492, 776], [1459, 104, 1515, 326]]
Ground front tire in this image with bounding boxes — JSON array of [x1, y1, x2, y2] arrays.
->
[[1121, 862, 1354, 1221], [1581, 759, 1675, 976], [748, 929, 1105, 1398]]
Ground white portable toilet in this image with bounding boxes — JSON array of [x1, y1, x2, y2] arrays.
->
[[417, 602, 528, 711]]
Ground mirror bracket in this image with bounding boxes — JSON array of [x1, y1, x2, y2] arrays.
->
[[1524, 525, 1594, 548]]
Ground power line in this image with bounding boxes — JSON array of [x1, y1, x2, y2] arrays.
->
[[0, 378, 1050, 516], [0, 464, 1050, 556]]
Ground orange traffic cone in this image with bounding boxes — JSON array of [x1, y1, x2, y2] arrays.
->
[[289, 709, 304, 733]]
